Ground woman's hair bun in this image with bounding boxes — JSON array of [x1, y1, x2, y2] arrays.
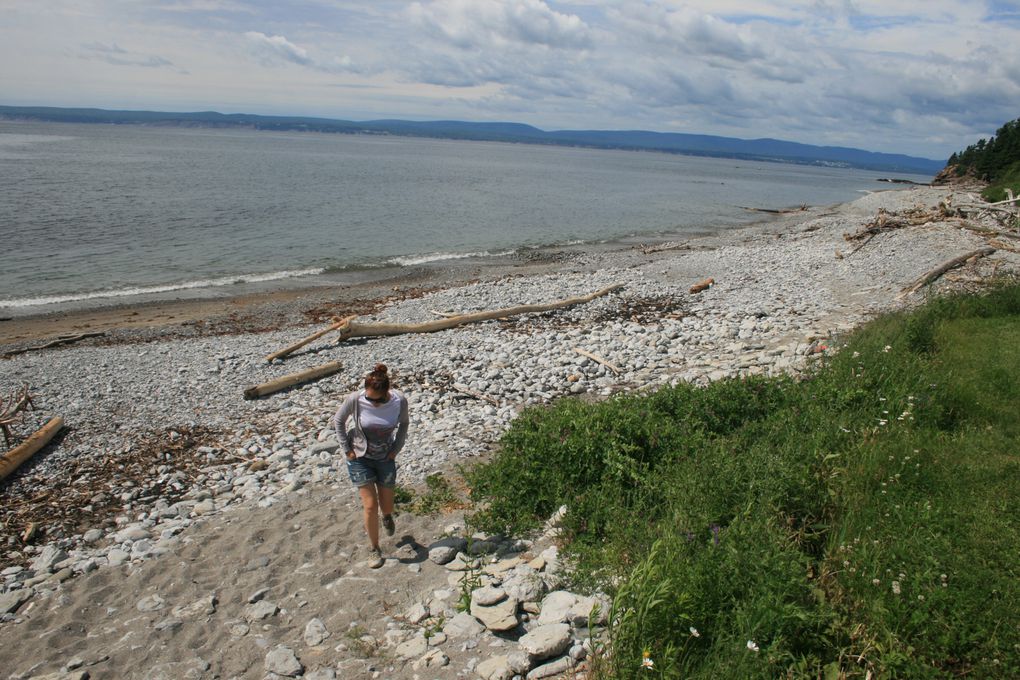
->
[[373, 363, 388, 374]]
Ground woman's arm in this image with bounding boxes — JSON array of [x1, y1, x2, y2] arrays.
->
[[389, 394, 410, 458], [330, 393, 357, 455]]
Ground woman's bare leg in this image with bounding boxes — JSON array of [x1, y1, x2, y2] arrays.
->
[[378, 485, 395, 517], [358, 484, 380, 549]]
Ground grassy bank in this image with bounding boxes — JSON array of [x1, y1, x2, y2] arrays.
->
[[466, 282, 1020, 678], [982, 160, 1020, 205]]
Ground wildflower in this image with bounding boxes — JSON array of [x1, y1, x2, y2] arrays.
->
[[747, 640, 760, 652], [689, 626, 700, 637], [918, 595, 925, 601], [872, 578, 881, 586], [892, 581, 901, 595], [641, 649, 654, 670], [852, 351, 860, 358], [882, 345, 892, 352]]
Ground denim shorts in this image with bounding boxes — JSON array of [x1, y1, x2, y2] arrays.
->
[[347, 456, 397, 488]]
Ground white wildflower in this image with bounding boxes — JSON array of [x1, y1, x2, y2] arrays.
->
[[747, 640, 760, 652]]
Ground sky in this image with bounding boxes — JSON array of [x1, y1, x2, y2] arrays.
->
[[2, 0, 1019, 160]]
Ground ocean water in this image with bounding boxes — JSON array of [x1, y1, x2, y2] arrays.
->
[[0, 121, 930, 312]]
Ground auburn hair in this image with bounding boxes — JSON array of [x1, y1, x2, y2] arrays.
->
[[365, 363, 390, 392]]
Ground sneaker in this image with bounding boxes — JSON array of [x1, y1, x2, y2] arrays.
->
[[382, 514, 395, 537], [368, 547, 384, 569]]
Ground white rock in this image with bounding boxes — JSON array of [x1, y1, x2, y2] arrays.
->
[[304, 617, 330, 646], [471, 594, 520, 631], [519, 623, 571, 661], [443, 612, 486, 638], [264, 645, 303, 677], [536, 591, 578, 626]]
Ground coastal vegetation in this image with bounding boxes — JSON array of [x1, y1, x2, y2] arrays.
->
[[948, 117, 1020, 201], [467, 282, 1020, 678]]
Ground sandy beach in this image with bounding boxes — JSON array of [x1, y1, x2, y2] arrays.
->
[[1, 184, 1017, 680]]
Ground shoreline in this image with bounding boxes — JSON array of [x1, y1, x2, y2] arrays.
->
[[0, 203, 824, 348], [1, 185, 1016, 679]]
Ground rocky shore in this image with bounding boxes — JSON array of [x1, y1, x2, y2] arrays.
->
[[0, 185, 1016, 679]]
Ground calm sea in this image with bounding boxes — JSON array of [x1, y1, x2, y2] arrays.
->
[[0, 121, 930, 313]]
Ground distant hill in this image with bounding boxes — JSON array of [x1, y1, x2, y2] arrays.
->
[[0, 105, 944, 175]]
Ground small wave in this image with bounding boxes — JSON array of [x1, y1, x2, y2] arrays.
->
[[0, 268, 325, 308], [388, 250, 515, 266]]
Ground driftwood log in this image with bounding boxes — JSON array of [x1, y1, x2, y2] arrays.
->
[[452, 383, 500, 406], [244, 360, 345, 399], [574, 347, 621, 375], [689, 278, 714, 294], [4, 332, 106, 358], [265, 316, 355, 363], [331, 284, 624, 342], [0, 416, 63, 482], [897, 247, 997, 299]]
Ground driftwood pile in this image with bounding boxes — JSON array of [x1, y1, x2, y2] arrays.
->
[[0, 386, 65, 483], [837, 194, 1020, 297]]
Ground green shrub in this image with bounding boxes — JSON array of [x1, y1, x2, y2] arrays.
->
[[468, 282, 1020, 677]]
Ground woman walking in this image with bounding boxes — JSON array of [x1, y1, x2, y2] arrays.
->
[[331, 364, 409, 568]]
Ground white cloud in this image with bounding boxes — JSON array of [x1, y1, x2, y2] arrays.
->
[[242, 30, 355, 73], [1, 0, 1017, 157], [408, 0, 592, 49]]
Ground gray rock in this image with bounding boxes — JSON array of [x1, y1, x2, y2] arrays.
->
[[307, 440, 340, 455], [527, 654, 575, 679], [30, 545, 69, 573], [519, 623, 571, 661], [536, 591, 577, 626], [507, 650, 534, 674], [264, 645, 303, 677], [503, 568, 547, 603], [136, 594, 166, 612], [114, 525, 151, 543], [475, 655, 514, 680], [106, 549, 130, 567], [305, 669, 337, 680], [244, 600, 278, 621], [154, 617, 184, 632], [247, 587, 270, 603], [191, 499, 216, 516], [470, 594, 520, 631], [403, 602, 429, 624], [27, 672, 89, 680], [428, 536, 467, 564], [412, 648, 450, 669], [0, 588, 33, 615], [303, 617, 330, 646], [172, 594, 217, 619], [472, 586, 508, 607], [442, 611, 486, 638]]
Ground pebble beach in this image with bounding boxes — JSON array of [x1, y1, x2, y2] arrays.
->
[[1, 184, 1017, 680]]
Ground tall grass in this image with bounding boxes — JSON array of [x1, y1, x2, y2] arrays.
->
[[466, 281, 1020, 678]]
